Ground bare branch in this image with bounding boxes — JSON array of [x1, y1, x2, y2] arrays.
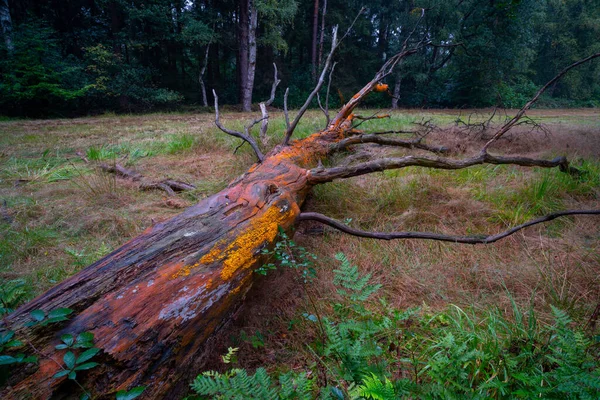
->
[[284, 87, 290, 132], [213, 89, 264, 162], [259, 103, 269, 146], [99, 163, 195, 196], [324, 61, 336, 126], [264, 63, 280, 107], [199, 44, 210, 107], [297, 210, 600, 244], [317, 61, 338, 128], [482, 52, 600, 152], [283, 25, 339, 145], [308, 152, 577, 184], [332, 134, 450, 154], [283, 9, 366, 145]]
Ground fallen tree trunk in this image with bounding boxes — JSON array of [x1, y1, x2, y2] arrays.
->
[[1, 114, 356, 399], [2, 43, 598, 399]]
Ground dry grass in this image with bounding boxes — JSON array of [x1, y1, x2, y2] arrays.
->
[[1, 108, 599, 375]]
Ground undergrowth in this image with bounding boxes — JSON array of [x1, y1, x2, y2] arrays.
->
[[191, 251, 600, 399]]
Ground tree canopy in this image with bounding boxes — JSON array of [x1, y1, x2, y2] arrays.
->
[[1, 0, 599, 117]]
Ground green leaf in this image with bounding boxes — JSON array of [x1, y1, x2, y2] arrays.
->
[[76, 348, 100, 364], [74, 332, 95, 348], [63, 351, 76, 369], [115, 386, 146, 400], [1, 331, 15, 343], [68, 370, 77, 380], [48, 308, 73, 319], [77, 332, 94, 343], [55, 344, 69, 350], [74, 362, 99, 371], [6, 339, 23, 348], [61, 334, 74, 346], [53, 370, 70, 378], [30, 309, 45, 321], [22, 355, 38, 363], [0, 355, 18, 365]]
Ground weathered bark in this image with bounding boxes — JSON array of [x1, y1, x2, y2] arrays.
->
[[3, 47, 596, 400], [1, 100, 360, 399]]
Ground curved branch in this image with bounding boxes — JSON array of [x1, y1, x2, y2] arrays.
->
[[333, 134, 449, 154], [482, 52, 600, 152], [213, 89, 264, 162], [297, 210, 600, 244], [308, 152, 575, 184], [264, 62, 281, 107]]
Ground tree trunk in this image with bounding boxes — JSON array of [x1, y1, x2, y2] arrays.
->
[[317, 0, 327, 68], [199, 45, 210, 107], [392, 73, 401, 109], [238, 0, 249, 108], [0, 0, 13, 53], [311, 0, 319, 80], [1, 83, 367, 399], [242, 0, 257, 112]]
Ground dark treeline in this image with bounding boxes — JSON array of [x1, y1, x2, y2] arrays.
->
[[0, 0, 599, 117]]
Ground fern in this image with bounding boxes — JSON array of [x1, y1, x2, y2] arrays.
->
[[0, 279, 30, 316], [191, 368, 314, 399], [333, 253, 381, 303]]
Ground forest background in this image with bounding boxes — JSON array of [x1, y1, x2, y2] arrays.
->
[[1, 0, 599, 117]]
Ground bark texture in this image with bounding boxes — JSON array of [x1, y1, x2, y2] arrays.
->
[[1, 107, 359, 399]]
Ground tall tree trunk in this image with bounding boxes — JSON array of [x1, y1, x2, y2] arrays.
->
[[317, 0, 327, 68], [199, 45, 210, 107], [238, 0, 249, 107], [311, 0, 319, 80], [242, 0, 257, 112], [392, 73, 401, 109], [0, 0, 13, 53]]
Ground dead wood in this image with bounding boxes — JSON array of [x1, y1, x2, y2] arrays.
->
[[99, 163, 195, 196], [3, 43, 599, 400]]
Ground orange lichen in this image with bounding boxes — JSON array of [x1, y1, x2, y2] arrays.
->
[[198, 204, 297, 281], [374, 83, 389, 92]]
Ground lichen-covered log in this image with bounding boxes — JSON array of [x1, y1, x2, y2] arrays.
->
[[0, 113, 356, 399], [3, 49, 594, 398]]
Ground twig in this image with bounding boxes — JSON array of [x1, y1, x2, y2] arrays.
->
[[297, 210, 600, 244]]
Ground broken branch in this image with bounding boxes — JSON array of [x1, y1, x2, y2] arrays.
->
[[213, 89, 264, 162], [99, 163, 195, 196], [297, 210, 600, 244]]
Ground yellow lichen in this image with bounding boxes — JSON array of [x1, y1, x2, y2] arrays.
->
[[200, 204, 295, 280], [171, 204, 296, 281]]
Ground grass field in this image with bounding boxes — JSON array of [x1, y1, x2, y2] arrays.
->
[[1, 108, 599, 390]]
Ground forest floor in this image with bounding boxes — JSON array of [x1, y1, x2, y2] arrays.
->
[[1, 108, 599, 381]]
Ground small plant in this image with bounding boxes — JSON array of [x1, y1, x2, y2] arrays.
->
[[192, 253, 600, 399], [0, 279, 30, 316], [257, 228, 317, 283]]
